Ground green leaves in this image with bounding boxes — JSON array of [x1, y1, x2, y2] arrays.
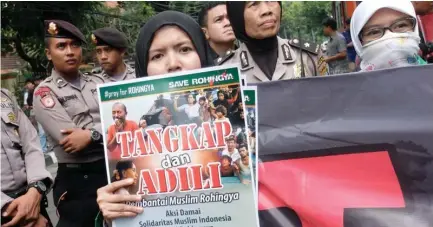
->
[[281, 1, 332, 43]]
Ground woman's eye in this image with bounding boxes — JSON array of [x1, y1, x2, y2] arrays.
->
[[151, 53, 163, 61], [365, 29, 381, 36], [180, 46, 193, 53]]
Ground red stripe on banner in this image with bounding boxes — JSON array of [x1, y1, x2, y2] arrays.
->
[[258, 151, 405, 227]]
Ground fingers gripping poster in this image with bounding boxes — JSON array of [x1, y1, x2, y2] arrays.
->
[[98, 66, 259, 227]]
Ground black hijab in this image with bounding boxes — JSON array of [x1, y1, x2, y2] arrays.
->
[[226, 2, 282, 80], [135, 11, 214, 77]]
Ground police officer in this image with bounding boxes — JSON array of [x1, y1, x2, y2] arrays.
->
[[1, 89, 53, 227], [198, 2, 237, 64], [221, 1, 320, 83], [91, 27, 135, 81], [33, 20, 107, 226]]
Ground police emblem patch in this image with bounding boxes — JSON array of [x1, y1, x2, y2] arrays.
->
[[41, 95, 55, 108]]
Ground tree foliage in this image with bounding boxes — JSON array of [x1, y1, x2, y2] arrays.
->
[[1, 1, 154, 74], [281, 1, 332, 43]]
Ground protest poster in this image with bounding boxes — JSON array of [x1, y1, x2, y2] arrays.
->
[[253, 65, 433, 227], [242, 86, 258, 190], [97, 65, 259, 227]]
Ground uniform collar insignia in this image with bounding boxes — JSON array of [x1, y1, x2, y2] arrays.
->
[[240, 51, 249, 69], [282, 44, 292, 61]]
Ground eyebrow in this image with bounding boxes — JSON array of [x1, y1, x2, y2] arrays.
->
[[363, 16, 410, 30], [148, 39, 194, 53], [212, 14, 225, 22]]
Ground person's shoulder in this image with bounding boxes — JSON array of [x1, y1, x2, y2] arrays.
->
[[215, 49, 237, 66], [0, 88, 12, 97], [284, 37, 320, 56], [126, 120, 139, 128]]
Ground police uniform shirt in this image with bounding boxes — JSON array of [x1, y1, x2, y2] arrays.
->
[[100, 63, 136, 82], [1, 89, 53, 209], [33, 70, 106, 164], [221, 36, 319, 84]]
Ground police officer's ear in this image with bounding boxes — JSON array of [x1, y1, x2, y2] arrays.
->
[[44, 38, 52, 61], [119, 48, 127, 58], [201, 28, 210, 40]]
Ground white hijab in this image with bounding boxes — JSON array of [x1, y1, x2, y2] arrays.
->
[[351, 0, 418, 55], [351, 0, 421, 71]]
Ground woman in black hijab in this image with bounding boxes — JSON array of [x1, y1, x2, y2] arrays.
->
[[96, 11, 215, 224], [135, 11, 214, 77], [226, 1, 282, 80]]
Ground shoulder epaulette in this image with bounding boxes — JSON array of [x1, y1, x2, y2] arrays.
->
[[288, 38, 320, 55], [215, 49, 235, 65]]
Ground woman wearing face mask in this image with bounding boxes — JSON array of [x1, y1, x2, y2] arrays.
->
[[96, 11, 214, 224], [351, 0, 427, 71]]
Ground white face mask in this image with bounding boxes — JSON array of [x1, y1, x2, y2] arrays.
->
[[360, 31, 420, 71]]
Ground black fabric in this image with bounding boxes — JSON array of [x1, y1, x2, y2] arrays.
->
[[135, 11, 214, 77], [27, 89, 34, 107], [92, 27, 128, 48], [226, 1, 281, 79], [54, 159, 107, 227], [44, 20, 86, 44]]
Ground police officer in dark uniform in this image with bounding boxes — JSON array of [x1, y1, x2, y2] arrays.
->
[[33, 20, 107, 227], [91, 27, 135, 81], [220, 1, 320, 84]]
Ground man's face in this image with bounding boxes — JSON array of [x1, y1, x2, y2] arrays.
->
[[203, 4, 236, 44], [239, 147, 248, 158], [221, 158, 230, 167], [25, 83, 35, 91], [323, 26, 332, 36], [45, 38, 82, 74], [199, 100, 205, 106], [218, 93, 225, 100], [240, 111, 244, 119], [216, 111, 224, 118], [112, 104, 126, 122], [239, 102, 243, 110], [124, 164, 138, 185], [227, 140, 236, 151], [95, 46, 124, 73], [244, 1, 281, 39], [140, 120, 147, 128]]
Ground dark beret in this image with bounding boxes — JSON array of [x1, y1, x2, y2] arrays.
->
[[91, 27, 128, 49], [44, 20, 86, 44]]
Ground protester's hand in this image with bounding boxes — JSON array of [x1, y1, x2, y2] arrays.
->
[[2, 188, 42, 227], [97, 178, 144, 221], [60, 128, 91, 153], [114, 119, 124, 131]]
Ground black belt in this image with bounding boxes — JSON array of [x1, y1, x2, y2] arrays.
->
[[58, 158, 106, 173]]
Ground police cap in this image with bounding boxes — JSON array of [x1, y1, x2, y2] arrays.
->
[[91, 27, 128, 49], [44, 20, 86, 44]]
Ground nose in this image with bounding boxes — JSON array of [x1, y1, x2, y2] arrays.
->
[[259, 2, 273, 17], [66, 45, 74, 56], [101, 51, 108, 60], [166, 51, 182, 73], [223, 17, 231, 28]]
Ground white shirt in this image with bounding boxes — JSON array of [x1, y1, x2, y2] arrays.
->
[[178, 103, 200, 119], [222, 148, 241, 164]]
